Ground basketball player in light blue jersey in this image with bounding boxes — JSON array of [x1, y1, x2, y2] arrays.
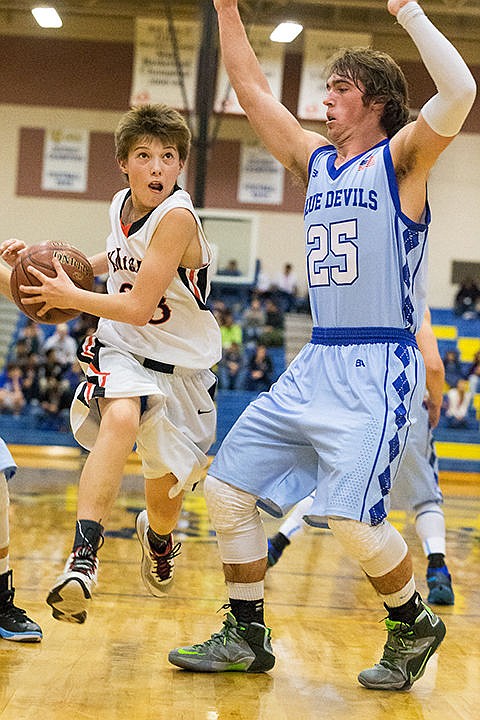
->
[[268, 309, 455, 607], [168, 0, 476, 690]]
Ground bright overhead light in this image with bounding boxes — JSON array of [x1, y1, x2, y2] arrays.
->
[[31, 7, 63, 28], [269, 21, 303, 43]]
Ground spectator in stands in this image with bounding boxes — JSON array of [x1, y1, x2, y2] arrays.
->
[[217, 342, 246, 391], [442, 349, 464, 389], [219, 309, 243, 349], [0, 363, 25, 416], [466, 350, 480, 395], [453, 277, 480, 319], [11, 338, 33, 374], [244, 343, 273, 393], [20, 353, 41, 406], [273, 262, 298, 313], [37, 348, 65, 389], [241, 296, 266, 348], [217, 259, 241, 276], [17, 320, 44, 357], [42, 323, 77, 368], [260, 298, 285, 347], [32, 375, 72, 431], [211, 299, 227, 326], [254, 263, 271, 302], [445, 377, 473, 429]]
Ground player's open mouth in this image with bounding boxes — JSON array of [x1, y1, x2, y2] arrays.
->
[[149, 182, 164, 192]]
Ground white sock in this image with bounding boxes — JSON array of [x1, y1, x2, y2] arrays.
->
[[415, 503, 446, 558], [227, 581, 264, 601], [380, 576, 416, 608]]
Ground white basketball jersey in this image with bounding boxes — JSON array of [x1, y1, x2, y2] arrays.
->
[[96, 188, 222, 369]]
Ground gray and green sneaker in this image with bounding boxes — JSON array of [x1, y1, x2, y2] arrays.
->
[[168, 611, 275, 672], [358, 602, 446, 690]]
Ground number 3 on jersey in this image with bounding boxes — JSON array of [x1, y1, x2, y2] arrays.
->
[[307, 220, 358, 287]]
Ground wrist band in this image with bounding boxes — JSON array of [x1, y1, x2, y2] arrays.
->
[[396, 2, 425, 28]]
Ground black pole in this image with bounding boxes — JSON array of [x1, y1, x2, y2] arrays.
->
[[193, 0, 218, 208]]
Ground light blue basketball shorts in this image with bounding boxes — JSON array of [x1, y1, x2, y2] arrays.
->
[[390, 401, 443, 511], [210, 327, 425, 527]]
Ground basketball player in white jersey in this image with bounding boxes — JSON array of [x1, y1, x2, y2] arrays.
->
[[167, 0, 476, 690], [268, 309, 455, 606], [1, 105, 222, 624]]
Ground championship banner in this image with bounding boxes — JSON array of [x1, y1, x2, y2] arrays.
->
[[130, 18, 200, 110], [41, 128, 89, 193], [237, 143, 284, 205], [297, 29, 371, 120], [214, 26, 285, 114]]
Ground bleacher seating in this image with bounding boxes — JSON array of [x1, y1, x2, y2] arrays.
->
[[0, 307, 479, 474]]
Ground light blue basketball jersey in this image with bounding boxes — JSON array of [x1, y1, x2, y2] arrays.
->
[[304, 140, 430, 334], [210, 140, 429, 526]]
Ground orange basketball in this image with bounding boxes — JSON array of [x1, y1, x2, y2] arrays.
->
[[10, 241, 94, 324]]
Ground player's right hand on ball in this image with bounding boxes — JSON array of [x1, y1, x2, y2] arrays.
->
[[0, 238, 28, 267]]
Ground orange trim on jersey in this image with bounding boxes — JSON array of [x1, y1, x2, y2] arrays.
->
[[188, 268, 201, 300], [81, 335, 95, 359], [121, 219, 133, 237], [85, 382, 96, 402], [87, 363, 110, 387]]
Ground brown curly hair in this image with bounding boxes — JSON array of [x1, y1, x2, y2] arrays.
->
[[325, 48, 411, 138]]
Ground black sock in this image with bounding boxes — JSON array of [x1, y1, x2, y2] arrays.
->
[[147, 526, 170, 552], [73, 519, 104, 554], [229, 598, 265, 626], [385, 591, 422, 625], [0, 569, 13, 595], [270, 531, 290, 552], [427, 553, 446, 569]]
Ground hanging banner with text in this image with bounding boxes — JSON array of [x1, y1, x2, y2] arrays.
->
[[130, 18, 200, 110], [41, 128, 89, 193], [237, 144, 284, 205], [297, 29, 371, 120], [214, 26, 285, 114]]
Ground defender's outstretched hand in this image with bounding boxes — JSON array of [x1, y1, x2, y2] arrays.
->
[[388, 0, 418, 16]]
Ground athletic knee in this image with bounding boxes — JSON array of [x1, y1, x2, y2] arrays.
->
[[204, 475, 267, 563], [328, 516, 408, 577], [100, 397, 140, 433], [204, 474, 258, 535]]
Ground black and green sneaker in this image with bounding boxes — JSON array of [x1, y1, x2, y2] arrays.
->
[[358, 602, 446, 690], [168, 611, 275, 673]]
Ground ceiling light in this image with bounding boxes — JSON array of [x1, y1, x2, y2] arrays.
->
[[31, 7, 63, 28], [270, 22, 303, 43]]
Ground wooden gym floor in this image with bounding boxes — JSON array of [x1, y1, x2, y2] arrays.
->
[[0, 446, 479, 719]]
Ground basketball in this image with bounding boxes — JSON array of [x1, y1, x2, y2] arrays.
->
[[10, 241, 94, 324]]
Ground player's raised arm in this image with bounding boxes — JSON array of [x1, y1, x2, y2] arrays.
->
[[213, 0, 325, 182], [389, 0, 476, 171]]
